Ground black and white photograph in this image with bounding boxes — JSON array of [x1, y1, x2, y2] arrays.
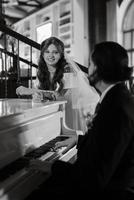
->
[[0, 0, 134, 199]]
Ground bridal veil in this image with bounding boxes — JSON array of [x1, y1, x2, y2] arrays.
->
[[63, 53, 99, 133]]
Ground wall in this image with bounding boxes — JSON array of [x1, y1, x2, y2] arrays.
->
[[106, 0, 118, 42]]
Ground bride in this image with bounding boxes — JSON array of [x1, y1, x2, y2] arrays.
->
[[16, 37, 99, 133]]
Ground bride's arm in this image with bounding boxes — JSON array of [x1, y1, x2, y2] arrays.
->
[[16, 86, 35, 95], [16, 86, 55, 96]]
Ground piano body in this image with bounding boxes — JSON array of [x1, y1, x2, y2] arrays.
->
[[0, 99, 81, 200]]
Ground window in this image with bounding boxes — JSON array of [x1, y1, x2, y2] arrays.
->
[[123, 1, 134, 68], [36, 22, 52, 44], [122, 1, 134, 92]]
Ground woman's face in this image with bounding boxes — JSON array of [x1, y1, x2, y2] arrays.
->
[[43, 44, 61, 67]]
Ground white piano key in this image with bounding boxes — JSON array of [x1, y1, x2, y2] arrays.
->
[[38, 151, 55, 161]]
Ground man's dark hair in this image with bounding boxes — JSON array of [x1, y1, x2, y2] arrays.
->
[[91, 41, 133, 83]]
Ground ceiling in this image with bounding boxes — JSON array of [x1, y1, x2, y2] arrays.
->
[[1, 0, 124, 26], [1, 0, 57, 25]]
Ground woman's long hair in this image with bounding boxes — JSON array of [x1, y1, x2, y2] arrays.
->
[[37, 37, 67, 93]]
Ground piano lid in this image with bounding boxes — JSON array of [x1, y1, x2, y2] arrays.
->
[[0, 99, 67, 130], [0, 98, 67, 117]]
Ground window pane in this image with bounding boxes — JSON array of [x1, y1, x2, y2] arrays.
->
[[133, 31, 134, 49], [128, 52, 131, 67], [132, 52, 134, 67], [124, 32, 131, 49]]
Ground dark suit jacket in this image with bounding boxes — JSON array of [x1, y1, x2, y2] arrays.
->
[[50, 83, 134, 196]]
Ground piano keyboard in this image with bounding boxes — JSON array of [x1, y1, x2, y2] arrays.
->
[[25, 135, 69, 159], [0, 135, 70, 198]]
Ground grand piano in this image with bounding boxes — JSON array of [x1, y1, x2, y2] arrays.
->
[[0, 99, 82, 200]]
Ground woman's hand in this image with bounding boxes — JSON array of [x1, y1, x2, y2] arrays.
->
[[16, 86, 33, 96], [32, 91, 57, 102], [42, 91, 57, 100], [54, 135, 78, 154], [32, 92, 43, 102]]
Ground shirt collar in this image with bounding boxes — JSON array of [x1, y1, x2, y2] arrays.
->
[[99, 84, 116, 103]]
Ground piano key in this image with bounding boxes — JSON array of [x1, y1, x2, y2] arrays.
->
[[38, 147, 66, 161], [38, 151, 56, 161]]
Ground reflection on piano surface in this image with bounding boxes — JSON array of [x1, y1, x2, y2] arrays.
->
[[0, 99, 82, 200]]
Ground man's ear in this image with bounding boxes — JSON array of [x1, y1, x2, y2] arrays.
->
[[92, 65, 98, 77]]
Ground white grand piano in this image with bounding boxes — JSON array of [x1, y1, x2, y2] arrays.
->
[[0, 99, 82, 200]]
